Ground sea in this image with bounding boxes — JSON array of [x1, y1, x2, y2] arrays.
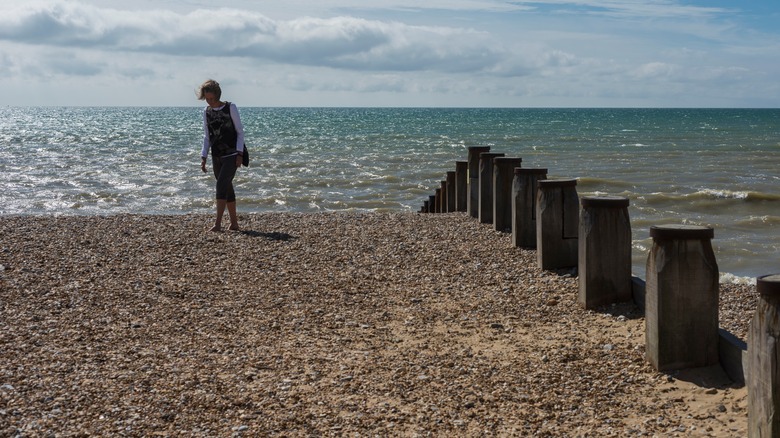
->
[[1, 107, 778, 283]]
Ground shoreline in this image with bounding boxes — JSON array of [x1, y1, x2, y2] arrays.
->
[[1, 210, 766, 285], [1, 212, 754, 435]]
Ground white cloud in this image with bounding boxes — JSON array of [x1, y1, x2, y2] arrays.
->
[[632, 62, 678, 80], [512, 0, 732, 19], [0, 52, 14, 75], [0, 0, 778, 107], [0, 1, 522, 76]]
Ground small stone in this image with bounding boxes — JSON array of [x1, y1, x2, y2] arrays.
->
[[705, 388, 718, 395]]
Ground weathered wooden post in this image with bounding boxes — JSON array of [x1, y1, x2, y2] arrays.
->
[[446, 171, 456, 213], [422, 200, 429, 213], [455, 161, 468, 212], [440, 181, 447, 214], [478, 152, 505, 224], [512, 168, 547, 248], [645, 224, 719, 371], [428, 195, 436, 214], [467, 146, 491, 218], [536, 179, 579, 270], [748, 274, 780, 437], [492, 157, 523, 233], [578, 196, 632, 309], [434, 189, 441, 213]]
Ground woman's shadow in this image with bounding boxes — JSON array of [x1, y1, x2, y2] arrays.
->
[[239, 230, 295, 241]]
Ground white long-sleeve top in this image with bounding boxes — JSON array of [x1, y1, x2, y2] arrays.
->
[[201, 102, 245, 159]]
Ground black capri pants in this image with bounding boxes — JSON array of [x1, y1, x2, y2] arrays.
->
[[212, 155, 237, 202]]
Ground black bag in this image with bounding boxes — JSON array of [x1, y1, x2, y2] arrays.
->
[[242, 143, 249, 167]]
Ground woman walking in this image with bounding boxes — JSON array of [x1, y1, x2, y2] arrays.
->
[[198, 79, 245, 232]]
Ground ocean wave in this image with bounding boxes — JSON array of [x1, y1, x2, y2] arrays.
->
[[698, 189, 780, 201], [643, 189, 780, 204], [719, 273, 757, 285], [735, 215, 780, 226]]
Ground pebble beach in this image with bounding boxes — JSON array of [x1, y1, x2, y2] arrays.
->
[[0, 212, 757, 436]]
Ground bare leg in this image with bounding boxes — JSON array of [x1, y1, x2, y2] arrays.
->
[[211, 199, 227, 232], [227, 201, 239, 231]]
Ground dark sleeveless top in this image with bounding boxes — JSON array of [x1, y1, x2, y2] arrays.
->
[[205, 102, 238, 157]]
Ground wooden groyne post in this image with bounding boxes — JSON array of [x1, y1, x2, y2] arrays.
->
[[455, 161, 468, 212], [748, 274, 780, 437], [512, 168, 548, 248], [434, 188, 441, 213], [478, 152, 505, 224], [578, 196, 632, 309], [645, 224, 719, 371], [440, 181, 447, 213], [492, 157, 523, 233], [536, 179, 579, 270], [467, 146, 491, 218], [446, 171, 456, 213]]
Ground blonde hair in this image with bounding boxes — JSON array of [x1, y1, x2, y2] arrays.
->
[[197, 79, 221, 100]]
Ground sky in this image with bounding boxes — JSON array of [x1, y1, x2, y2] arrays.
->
[[1, 0, 779, 107]]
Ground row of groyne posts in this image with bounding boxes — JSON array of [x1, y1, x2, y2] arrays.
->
[[420, 146, 780, 436]]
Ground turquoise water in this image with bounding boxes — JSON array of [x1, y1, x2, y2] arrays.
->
[[1, 107, 778, 280]]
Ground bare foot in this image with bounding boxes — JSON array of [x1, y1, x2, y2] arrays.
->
[[209, 225, 222, 232], [228, 224, 240, 231]]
